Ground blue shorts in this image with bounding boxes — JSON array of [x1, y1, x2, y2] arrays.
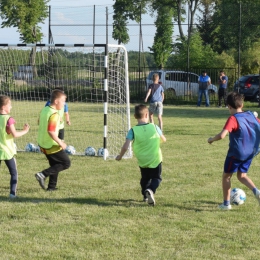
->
[[224, 156, 253, 174]]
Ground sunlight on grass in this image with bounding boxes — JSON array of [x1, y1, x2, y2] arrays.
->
[[0, 102, 260, 259]]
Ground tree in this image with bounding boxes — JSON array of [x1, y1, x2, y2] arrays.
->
[[210, 0, 260, 54], [197, 0, 215, 46], [0, 0, 49, 75], [112, 0, 148, 45], [0, 0, 49, 43], [167, 32, 217, 68], [149, 2, 174, 69]]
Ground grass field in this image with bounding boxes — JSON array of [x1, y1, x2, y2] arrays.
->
[[1, 102, 260, 259]]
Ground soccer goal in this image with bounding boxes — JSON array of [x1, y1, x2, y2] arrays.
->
[[0, 44, 132, 159]]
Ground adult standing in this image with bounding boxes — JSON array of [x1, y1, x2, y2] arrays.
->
[[197, 71, 211, 107], [218, 71, 228, 108]]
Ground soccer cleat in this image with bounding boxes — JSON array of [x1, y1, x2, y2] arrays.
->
[[145, 189, 155, 206], [9, 194, 17, 199], [46, 187, 58, 192], [255, 189, 260, 205], [35, 172, 46, 190], [218, 203, 232, 210]]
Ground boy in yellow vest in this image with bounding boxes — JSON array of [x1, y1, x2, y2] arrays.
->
[[0, 95, 30, 198], [116, 104, 166, 206], [35, 89, 71, 191]]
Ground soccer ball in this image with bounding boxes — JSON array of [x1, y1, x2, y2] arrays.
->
[[85, 146, 96, 156], [230, 188, 246, 205], [65, 145, 76, 155], [97, 147, 108, 157], [25, 143, 37, 152], [97, 148, 104, 157]]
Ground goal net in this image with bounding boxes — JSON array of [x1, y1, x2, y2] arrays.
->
[[0, 44, 132, 159]]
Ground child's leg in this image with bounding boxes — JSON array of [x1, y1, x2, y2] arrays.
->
[[237, 171, 256, 190], [157, 102, 163, 130], [5, 158, 18, 196], [140, 167, 151, 197], [222, 172, 233, 201], [43, 150, 71, 189], [146, 163, 162, 194]]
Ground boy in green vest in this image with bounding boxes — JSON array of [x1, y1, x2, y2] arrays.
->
[[116, 104, 166, 206], [35, 89, 71, 191]]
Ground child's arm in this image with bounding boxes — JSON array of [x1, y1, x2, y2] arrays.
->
[[161, 134, 166, 142], [9, 123, 30, 138], [116, 139, 131, 161], [208, 129, 229, 144], [65, 112, 71, 125], [161, 91, 164, 102], [48, 130, 67, 150], [144, 89, 151, 103]]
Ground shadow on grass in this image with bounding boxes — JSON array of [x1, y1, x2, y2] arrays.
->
[[0, 196, 149, 207], [163, 200, 219, 212]]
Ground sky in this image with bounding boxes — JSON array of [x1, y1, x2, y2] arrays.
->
[[0, 0, 158, 52]]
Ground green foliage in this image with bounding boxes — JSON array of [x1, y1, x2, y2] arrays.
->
[[211, 0, 260, 54], [149, 4, 174, 69], [168, 32, 218, 69], [112, 0, 147, 44], [0, 0, 49, 43]]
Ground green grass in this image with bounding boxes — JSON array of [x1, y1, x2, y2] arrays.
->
[[1, 101, 260, 259]]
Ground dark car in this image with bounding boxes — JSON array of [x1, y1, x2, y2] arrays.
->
[[234, 74, 260, 102]]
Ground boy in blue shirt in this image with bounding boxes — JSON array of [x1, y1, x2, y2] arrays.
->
[[116, 104, 166, 206], [144, 73, 164, 130], [208, 92, 260, 210]]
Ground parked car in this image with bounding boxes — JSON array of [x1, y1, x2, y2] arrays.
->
[[233, 74, 260, 102], [146, 70, 218, 97]]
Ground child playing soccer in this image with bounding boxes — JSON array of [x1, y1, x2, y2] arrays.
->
[[116, 104, 166, 206], [45, 87, 70, 141], [144, 73, 164, 130], [0, 95, 30, 198], [35, 89, 71, 191], [208, 92, 260, 210]]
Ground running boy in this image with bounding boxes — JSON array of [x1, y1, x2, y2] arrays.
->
[[116, 104, 166, 206], [45, 87, 70, 141], [144, 73, 164, 130], [35, 89, 71, 191], [208, 92, 260, 210], [0, 95, 30, 198]]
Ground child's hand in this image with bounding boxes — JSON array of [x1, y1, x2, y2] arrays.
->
[[116, 155, 122, 161], [23, 123, 30, 132], [60, 142, 67, 150], [66, 120, 71, 126], [208, 137, 214, 144]]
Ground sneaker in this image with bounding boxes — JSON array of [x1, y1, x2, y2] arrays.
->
[[9, 194, 17, 199], [46, 187, 58, 192], [255, 189, 260, 205], [35, 172, 46, 190], [145, 189, 155, 206], [218, 203, 231, 210], [143, 196, 148, 202]]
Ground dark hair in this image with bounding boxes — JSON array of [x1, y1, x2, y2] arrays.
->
[[134, 104, 148, 119], [202, 70, 207, 74], [0, 95, 10, 109], [50, 89, 66, 104], [226, 92, 244, 109]]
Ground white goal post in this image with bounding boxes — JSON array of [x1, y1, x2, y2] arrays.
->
[[0, 43, 132, 159]]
